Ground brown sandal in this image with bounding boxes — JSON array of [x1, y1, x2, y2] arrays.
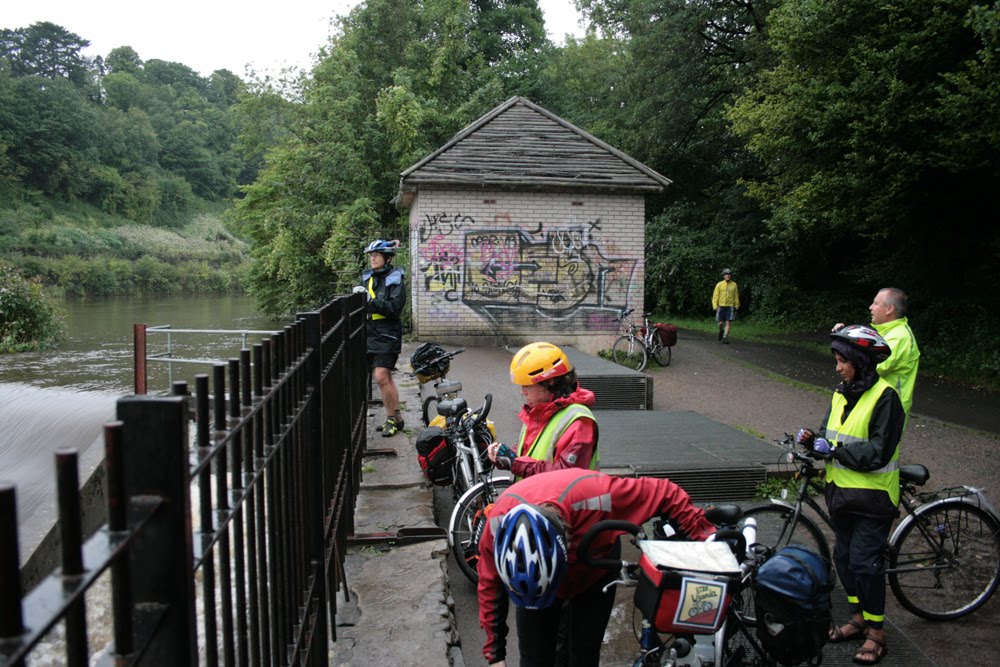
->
[[829, 618, 868, 643], [853, 634, 887, 665]]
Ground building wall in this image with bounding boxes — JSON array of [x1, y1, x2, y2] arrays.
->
[[408, 188, 645, 354]]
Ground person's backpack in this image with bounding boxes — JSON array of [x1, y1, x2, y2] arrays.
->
[[415, 426, 454, 485], [754, 544, 834, 666]]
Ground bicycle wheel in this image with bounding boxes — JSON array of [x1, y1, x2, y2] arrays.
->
[[743, 505, 832, 564], [448, 477, 514, 584], [717, 609, 770, 667], [888, 501, 1000, 620], [611, 335, 648, 371], [651, 339, 671, 367]]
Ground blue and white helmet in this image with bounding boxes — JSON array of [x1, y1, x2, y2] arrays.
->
[[364, 239, 398, 255], [494, 504, 567, 609]]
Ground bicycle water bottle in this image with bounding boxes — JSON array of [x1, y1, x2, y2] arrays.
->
[[741, 517, 758, 556]]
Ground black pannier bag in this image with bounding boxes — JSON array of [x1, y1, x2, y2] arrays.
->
[[754, 544, 834, 666], [415, 426, 454, 486]]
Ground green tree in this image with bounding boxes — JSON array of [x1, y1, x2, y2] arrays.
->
[[232, 0, 551, 315], [729, 0, 1000, 299], [0, 22, 92, 86]]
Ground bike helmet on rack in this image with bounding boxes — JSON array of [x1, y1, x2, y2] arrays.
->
[[364, 239, 398, 255], [510, 342, 572, 386], [829, 324, 891, 363], [410, 342, 449, 381], [494, 504, 567, 609]]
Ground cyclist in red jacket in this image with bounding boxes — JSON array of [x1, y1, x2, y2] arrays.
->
[[487, 342, 598, 479], [477, 468, 717, 666]]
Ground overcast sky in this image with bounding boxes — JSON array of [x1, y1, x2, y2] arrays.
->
[[5, 1, 587, 78]]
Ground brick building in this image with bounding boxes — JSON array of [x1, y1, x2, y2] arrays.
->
[[395, 96, 670, 354]]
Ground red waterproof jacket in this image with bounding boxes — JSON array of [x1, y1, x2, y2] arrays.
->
[[477, 469, 717, 664], [510, 385, 598, 478]]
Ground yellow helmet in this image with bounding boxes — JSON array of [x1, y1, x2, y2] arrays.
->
[[510, 342, 573, 386]]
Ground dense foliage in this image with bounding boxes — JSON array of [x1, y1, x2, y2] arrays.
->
[[4, 2, 999, 383], [0, 262, 65, 352]]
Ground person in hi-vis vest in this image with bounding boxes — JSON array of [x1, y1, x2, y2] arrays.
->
[[353, 239, 405, 437], [796, 325, 904, 666], [487, 342, 598, 479]]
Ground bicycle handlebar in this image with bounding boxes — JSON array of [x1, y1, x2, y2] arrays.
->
[[577, 520, 641, 570], [473, 394, 492, 426]]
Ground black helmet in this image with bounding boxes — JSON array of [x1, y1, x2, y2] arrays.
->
[[830, 325, 891, 363], [722, 268, 733, 275], [410, 342, 449, 381]]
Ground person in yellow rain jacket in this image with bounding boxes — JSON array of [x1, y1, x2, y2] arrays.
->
[[712, 268, 740, 344]]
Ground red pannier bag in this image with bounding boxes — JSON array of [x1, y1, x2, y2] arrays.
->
[[655, 322, 678, 347], [415, 426, 454, 486], [633, 541, 741, 634]]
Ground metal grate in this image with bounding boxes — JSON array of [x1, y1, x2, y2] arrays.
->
[[629, 464, 767, 502], [566, 347, 650, 410]]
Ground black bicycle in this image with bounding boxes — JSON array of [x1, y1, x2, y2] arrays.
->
[[744, 434, 1000, 620]]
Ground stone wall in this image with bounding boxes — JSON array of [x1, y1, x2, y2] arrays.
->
[[408, 188, 645, 354]]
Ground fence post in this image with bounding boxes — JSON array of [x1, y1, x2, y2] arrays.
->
[[133, 324, 147, 395], [0, 483, 24, 644], [116, 395, 197, 663]]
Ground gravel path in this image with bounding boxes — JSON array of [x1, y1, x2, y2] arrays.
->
[[654, 329, 1000, 667]]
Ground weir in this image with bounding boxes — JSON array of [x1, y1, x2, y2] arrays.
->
[[0, 383, 114, 569]]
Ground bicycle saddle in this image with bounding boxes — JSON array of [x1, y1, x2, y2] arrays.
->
[[704, 504, 743, 526], [900, 464, 930, 486], [437, 397, 468, 418]]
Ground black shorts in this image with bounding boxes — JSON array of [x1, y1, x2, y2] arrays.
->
[[369, 353, 398, 371]]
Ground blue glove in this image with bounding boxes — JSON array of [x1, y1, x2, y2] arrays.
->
[[494, 443, 515, 470], [796, 428, 814, 447], [810, 437, 832, 459]]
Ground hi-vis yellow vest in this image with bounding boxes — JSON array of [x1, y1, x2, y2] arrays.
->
[[824, 377, 900, 506], [366, 277, 385, 320], [516, 404, 598, 480]]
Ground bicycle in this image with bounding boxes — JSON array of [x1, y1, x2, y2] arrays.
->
[[744, 434, 1000, 620], [578, 507, 778, 666], [611, 308, 672, 372], [433, 393, 513, 583], [410, 343, 465, 426]]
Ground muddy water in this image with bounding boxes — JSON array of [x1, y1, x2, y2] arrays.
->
[[0, 294, 284, 552]]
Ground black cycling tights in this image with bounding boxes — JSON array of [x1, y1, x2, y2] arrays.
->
[[514, 539, 620, 667]]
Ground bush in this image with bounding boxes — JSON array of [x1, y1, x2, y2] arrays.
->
[[0, 262, 66, 352]]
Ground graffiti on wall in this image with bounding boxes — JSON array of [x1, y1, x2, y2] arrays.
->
[[415, 211, 638, 327]]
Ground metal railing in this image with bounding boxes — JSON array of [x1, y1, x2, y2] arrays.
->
[[133, 324, 282, 394], [0, 293, 368, 665]]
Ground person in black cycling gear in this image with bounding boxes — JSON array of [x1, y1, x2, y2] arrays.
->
[[356, 239, 405, 437]]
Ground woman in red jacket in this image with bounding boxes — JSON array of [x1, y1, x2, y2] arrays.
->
[[478, 469, 717, 666], [487, 342, 598, 478]]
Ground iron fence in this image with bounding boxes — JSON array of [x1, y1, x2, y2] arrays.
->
[[0, 294, 368, 666]]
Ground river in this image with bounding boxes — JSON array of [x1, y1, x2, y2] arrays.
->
[[0, 293, 285, 557]]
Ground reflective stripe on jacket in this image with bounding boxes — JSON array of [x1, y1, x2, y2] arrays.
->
[[825, 377, 900, 506], [366, 276, 385, 320]]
